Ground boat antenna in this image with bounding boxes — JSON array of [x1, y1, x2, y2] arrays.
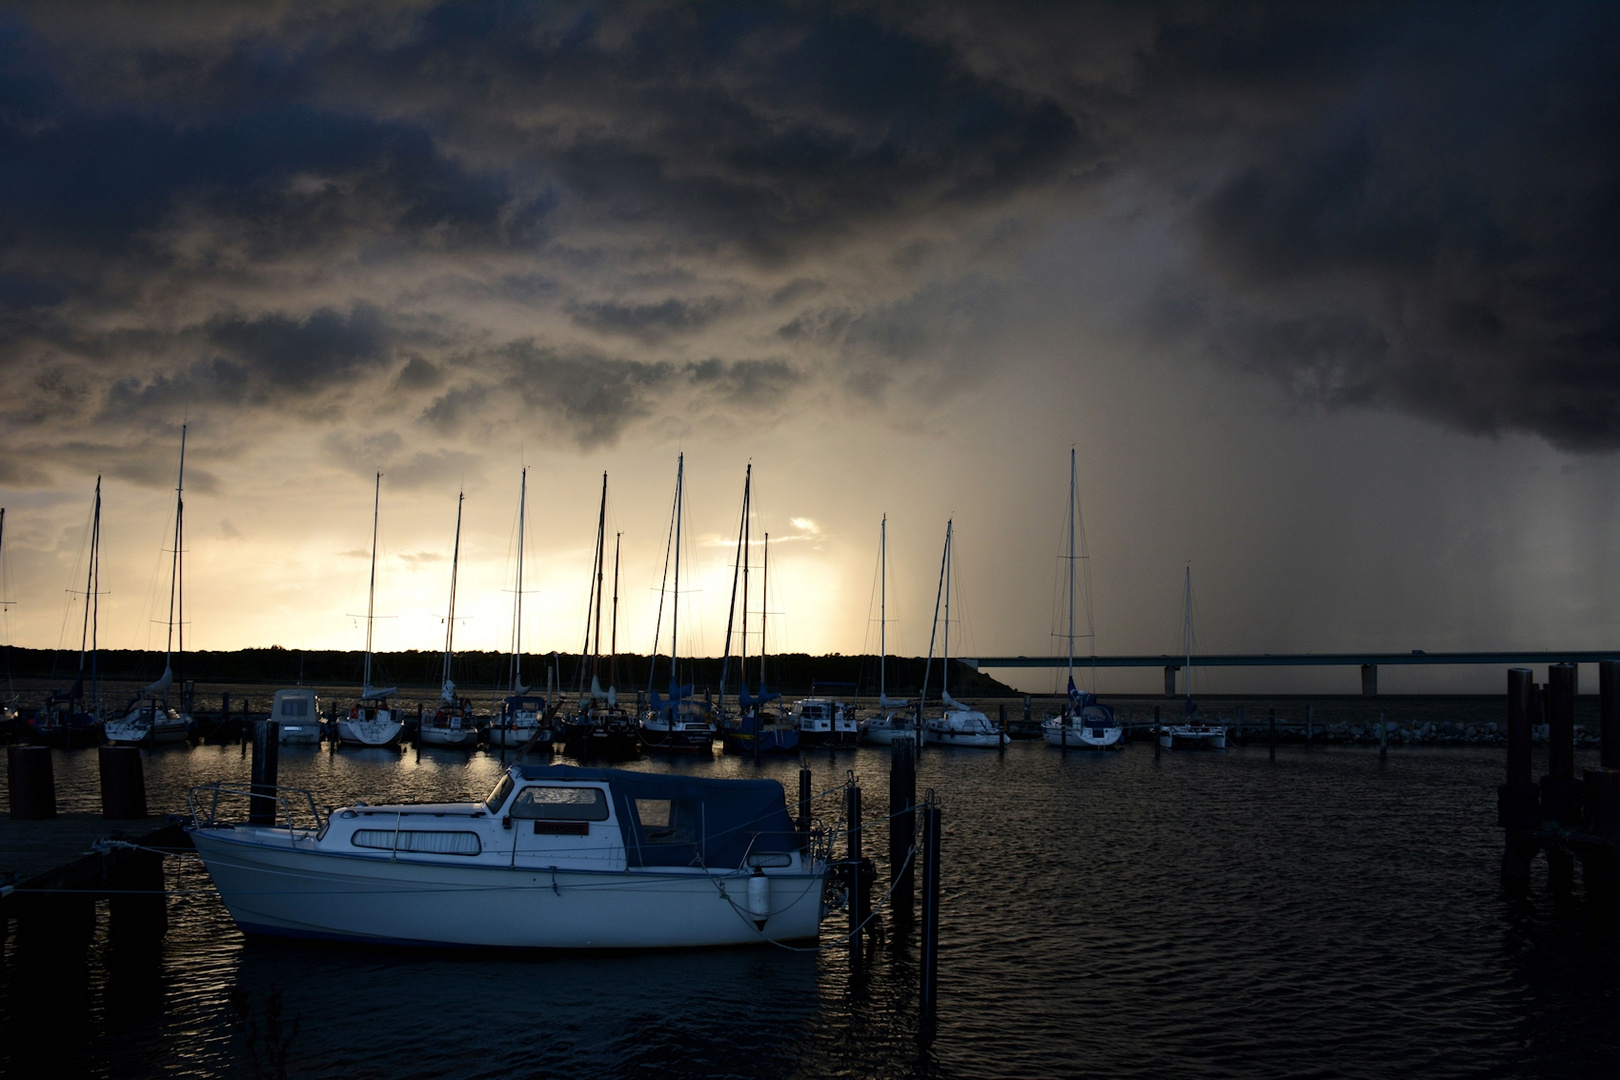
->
[[879, 514, 886, 704]]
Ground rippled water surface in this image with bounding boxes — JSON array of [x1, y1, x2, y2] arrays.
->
[[3, 732, 1616, 1078]]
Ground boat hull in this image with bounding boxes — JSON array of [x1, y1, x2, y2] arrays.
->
[[276, 724, 322, 745], [1042, 721, 1125, 750], [336, 717, 403, 747], [189, 827, 824, 949], [417, 724, 478, 748], [1158, 726, 1227, 750]]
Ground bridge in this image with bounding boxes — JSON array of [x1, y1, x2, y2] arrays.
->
[[960, 651, 1620, 696]]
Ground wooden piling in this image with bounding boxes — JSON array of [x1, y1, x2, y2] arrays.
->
[[1306, 704, 1314, 745], [919, 795, 941, 1022], [798, 766, 812, 841], [1499, 668, 1540, 895], [847, 781, 863, 975], [890, 735, 916, 923], [1600, 659, 1619, 770], [7, 745, 56, 820], [1361, 663, 1378, 697], [1023, 695, 1031, 728], [1544, 663, 1578, 895], [1268, 707, 1276, 761], [1379, 709, 1387, 759], [249, 720, 281, 825], [98, 746, 146, 819]]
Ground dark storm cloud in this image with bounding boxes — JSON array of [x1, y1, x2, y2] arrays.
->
[[0, 1, 1615, 461]]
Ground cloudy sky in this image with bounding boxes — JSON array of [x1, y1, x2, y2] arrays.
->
[[1, 1, 1616, 694]]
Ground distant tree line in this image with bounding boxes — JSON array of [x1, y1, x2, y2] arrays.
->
[[1, 646, 1020, 698]]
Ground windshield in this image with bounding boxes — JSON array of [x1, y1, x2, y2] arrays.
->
[[484, 773, 515, 814]]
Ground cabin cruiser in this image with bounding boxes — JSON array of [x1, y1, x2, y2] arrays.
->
[[923, 693, 1009, 748], [1042, 691, 1124, 750], [186, 763, 829, 949], [791, 698, 858, 747], [270, 688, 323, 745]]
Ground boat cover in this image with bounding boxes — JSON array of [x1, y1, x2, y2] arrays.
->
[[516, 764, 801, 868]]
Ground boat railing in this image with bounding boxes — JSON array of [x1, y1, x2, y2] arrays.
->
[[187, 781, 326, 835]]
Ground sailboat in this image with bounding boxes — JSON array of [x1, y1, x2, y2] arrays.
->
[[640, 454, 717, 751], [491, 468, 555, 753], [921, 520, 1008, 748], [859, 515, 915, 746], [1043, 449, 1123, 750], [35, 482, 106, 748], [419, 492, 478, 748], [335, 473, 404, 749], [562, 472, 637, 761], [1157, 566, 1227, 750], [718, 471, 796, 756], [105, 429, 194, 746]]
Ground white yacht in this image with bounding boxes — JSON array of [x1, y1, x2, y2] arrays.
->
[[1043, 449, 1123, 751], [337, 473, 404, 749], [792, 698, 857, 747], [924, 692, 1009, 748], [1157, 567, 1227, 751]]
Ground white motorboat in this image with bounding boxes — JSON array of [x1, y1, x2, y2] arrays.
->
[[1157, 567, 1227, 751], [187, 763, 829, 949], [270, 688, 322, 745], [338, 473, 403, 749], [1044, 449, 1123, 751]]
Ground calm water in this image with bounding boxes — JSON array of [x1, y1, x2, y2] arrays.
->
[[2, 730, 1616, 1078]]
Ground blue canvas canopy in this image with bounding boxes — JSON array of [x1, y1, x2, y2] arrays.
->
[[516, 764, 802, 868]]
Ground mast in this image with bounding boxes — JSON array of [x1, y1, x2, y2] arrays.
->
[[671, 453, 683, 694], [720, 464, 750, 703], [919, 520, 950, 728], [164, 424, 187, 695], [78, 481, 103, 696], [944, 520, 953, 698], [647, 455, 679, 699], [759, 532, 769, 693], [441, 491, 464, 697], [364, 472, 380, 694], [879, 515, 886, 703], [579, 473, 607, 695], [592, 473, 607, 688], [609, 532, 620, 690], [1067, 449, 1076, 704], [509, 468, 527, 694], [1184, 565, 1192, 704]]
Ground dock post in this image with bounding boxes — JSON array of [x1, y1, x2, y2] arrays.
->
[[1153, 705, 1161, 758], [1234, 704, 1244, 744], [98, 745, 147, 819], [1164, 666, 1177, 697], [108, 847, 168, 947], [1379, 710, 1388, 759], [1544, 663, 1578, 895], [1499, 669, 1540, 895], [1023, 695, 1031, 728], [1306, 704, 1314, 745], [847, 780, 864, 974], [1361, 664, 1378, 697], [890, 734, 916, 923], [919, 794, 941, 1024], [249, 720, 281, 825], [798, 766, 812, 841], [7, 745, 56, 820], [1583, 661, 1620, 900], [1268, 707, 1276, 762]]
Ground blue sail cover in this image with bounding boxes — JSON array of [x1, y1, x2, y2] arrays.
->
[[516, 764, 801, 868]]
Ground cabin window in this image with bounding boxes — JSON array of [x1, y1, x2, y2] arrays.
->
[[634, 798, 698, 844], [484, 774, 515, 814], [352, 830, 481, 856], [510, 786, 609, 822], [278, 699, 309, 718]]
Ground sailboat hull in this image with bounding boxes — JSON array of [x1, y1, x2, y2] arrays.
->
[[1042, 720, 1124, 749], [1158, 726, 1227, 750]]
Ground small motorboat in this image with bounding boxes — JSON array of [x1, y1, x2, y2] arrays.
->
[[187, 763, 830, 949], [270, 688, 323, 745]]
